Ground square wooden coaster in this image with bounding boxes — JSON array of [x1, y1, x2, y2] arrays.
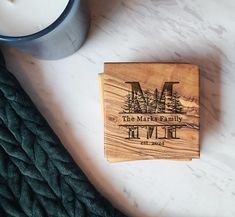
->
[[100, 63, 200, 162]]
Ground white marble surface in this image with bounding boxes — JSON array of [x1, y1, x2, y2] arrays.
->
[[2, 0, 235, 216]]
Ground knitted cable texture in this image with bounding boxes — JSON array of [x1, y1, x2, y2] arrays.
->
[[0, 51, 126, 217]]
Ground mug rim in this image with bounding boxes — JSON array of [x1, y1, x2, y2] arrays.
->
[[0, 0, 76, 43]]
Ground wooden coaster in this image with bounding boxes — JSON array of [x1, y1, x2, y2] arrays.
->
[[100, 63, 200, 162]]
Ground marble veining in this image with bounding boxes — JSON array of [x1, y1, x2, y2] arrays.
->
[[2, 0, 235, 216]]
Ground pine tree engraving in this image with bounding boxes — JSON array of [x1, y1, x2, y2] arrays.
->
[[121, 92, 133, 113], [157, 91, 166, 113], [164, 89, 172, 113], [133, 94, 143, 113], [143, 90, 156, 113], [171, 92, 183, 114], [136, 91, 147, 113], [120, 83, 183, 114]]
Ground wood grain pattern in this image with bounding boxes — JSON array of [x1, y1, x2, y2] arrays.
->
[[100, 63, 200, 162]]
